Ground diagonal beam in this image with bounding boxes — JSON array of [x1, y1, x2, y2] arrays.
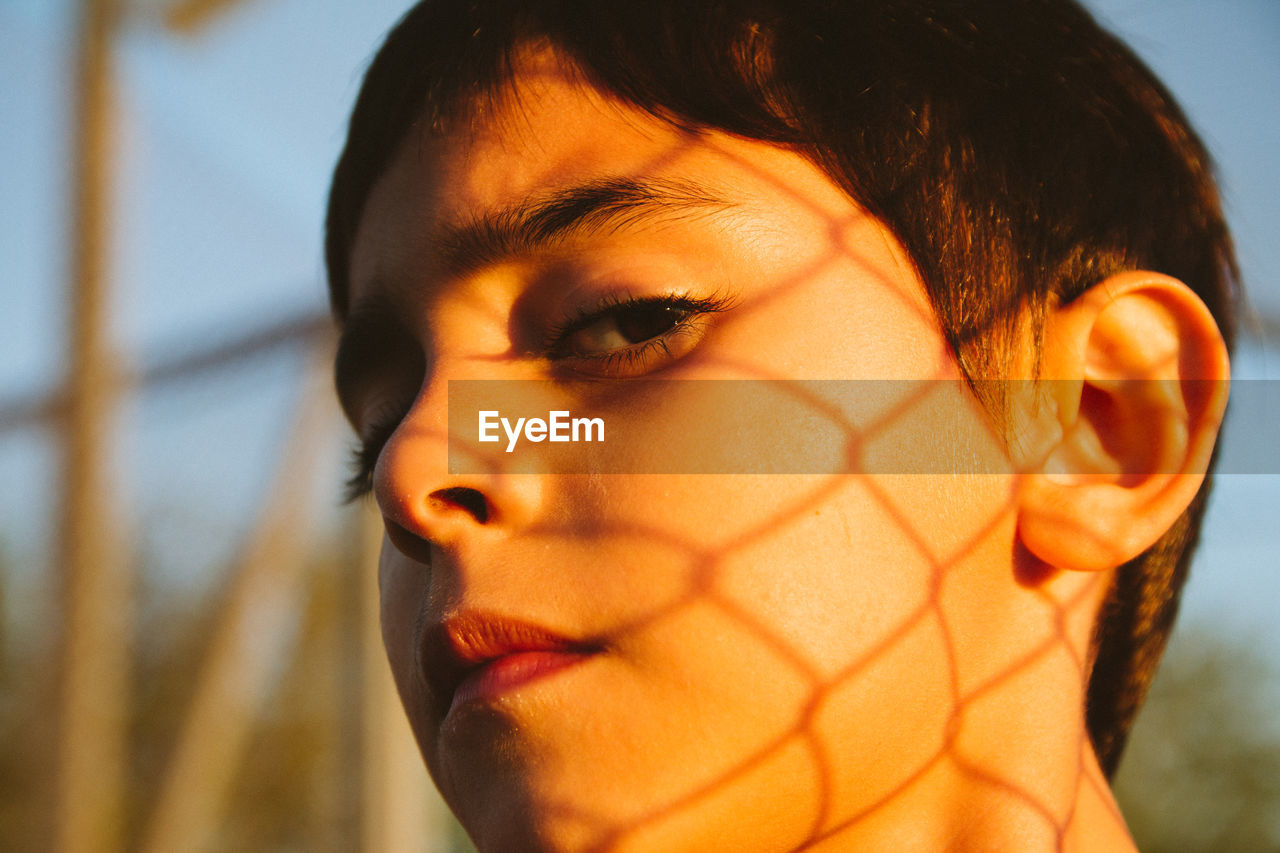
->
[[0, 310, 330, 433], [140, 347, 340, 853], [165, 0, 253, 34]]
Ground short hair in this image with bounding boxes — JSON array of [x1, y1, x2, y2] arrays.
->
[[325, 0, 1238, 776]]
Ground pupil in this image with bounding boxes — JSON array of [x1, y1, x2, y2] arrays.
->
[[616, 303, 683, 343]]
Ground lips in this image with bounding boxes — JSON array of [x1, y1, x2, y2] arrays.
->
[[424, 612, 601, 716]]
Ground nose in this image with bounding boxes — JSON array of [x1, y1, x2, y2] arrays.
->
[[373, 361, 544, 557]]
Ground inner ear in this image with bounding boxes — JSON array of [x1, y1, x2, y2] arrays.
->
[[1015, 271, 1229, 574]]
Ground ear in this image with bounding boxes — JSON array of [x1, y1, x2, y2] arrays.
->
[[1015, 271, 1230, 573]]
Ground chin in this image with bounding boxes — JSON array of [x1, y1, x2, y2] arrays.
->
[[454, 794, 596, 853]]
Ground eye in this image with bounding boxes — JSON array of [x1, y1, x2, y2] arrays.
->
[[546, 293, 733, 378], [564, 301, 692, 352]]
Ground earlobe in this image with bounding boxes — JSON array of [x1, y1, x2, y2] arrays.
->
[[1015, 271, 1230, 573]]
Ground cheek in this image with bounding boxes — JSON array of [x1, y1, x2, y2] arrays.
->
[[560, 456, 1020, 719], [526, 474, 998, 835], [702, 475, 1015, 815], [710, 480, 933, 676], [551, 470, 999, 672], [378, 539, 420, 662], [718, 472, 1017, 656], [377, 539, 436, 739]]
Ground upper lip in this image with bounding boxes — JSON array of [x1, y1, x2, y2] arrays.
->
[[422, 611, 600, 713]]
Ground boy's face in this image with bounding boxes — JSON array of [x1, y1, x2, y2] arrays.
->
[[340, 53, 1095, 852]]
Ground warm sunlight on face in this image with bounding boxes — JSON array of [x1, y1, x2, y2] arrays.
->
[[336, 53, 1110, 853]]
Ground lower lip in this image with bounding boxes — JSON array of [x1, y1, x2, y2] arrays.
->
[[449, 650, 593, 714]]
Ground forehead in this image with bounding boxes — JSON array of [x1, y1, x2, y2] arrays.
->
[[345, 50, 918, 314]]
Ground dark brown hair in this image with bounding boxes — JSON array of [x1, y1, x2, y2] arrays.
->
[[326, 0, 1238, 776]]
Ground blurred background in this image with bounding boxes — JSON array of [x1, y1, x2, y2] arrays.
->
[[1, 0, 1277, 850]]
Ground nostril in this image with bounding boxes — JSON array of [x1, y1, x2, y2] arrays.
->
[[429, 486, 490, 523]]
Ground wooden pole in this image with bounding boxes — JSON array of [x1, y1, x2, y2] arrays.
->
[[55, 0, 127, 850]]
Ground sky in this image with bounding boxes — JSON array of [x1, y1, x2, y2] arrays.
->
[[1, 0, 1278, 655]]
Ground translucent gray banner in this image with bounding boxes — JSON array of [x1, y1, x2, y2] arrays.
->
[[444, 379, 1271, 475]]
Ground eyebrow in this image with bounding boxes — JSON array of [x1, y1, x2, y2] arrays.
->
[[335, 177, 735, 417], [437, 176, 736, 276]]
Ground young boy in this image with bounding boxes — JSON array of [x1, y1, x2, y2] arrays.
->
[[326, 1, 1235, 850]]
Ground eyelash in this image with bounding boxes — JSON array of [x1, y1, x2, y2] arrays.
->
[[542, 291, 734, 373], [344, 403, 408, 504], [342, 291, 734, 503]]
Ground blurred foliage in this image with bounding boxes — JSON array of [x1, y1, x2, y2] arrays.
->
[[1115, 622, 1280, 852], [0, 530, 474, 852], [0, 540, 57, 852]]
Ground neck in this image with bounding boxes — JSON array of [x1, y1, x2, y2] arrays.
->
[[803, 697, 1137, 852]]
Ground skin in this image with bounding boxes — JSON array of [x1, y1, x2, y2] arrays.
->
[[337, 53, 1156, 852]]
